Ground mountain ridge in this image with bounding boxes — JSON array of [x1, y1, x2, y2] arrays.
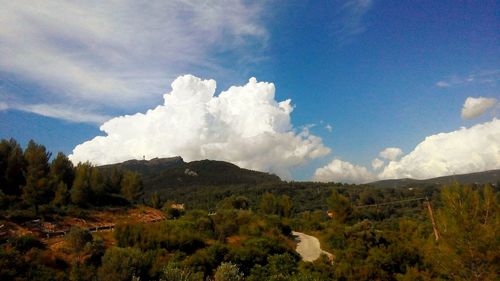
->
[[99, 157, 282, 191], [368, 169, 500, 188]]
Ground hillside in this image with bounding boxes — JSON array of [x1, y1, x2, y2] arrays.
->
[[369, 169, 500, 188], [100, 157, 281, 191]]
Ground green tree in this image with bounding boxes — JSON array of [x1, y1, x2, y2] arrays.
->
[[98, 247, 149, 281], [161, 262, 202, 281], [65, 226, 93, 257], [279, 195, 292, 217], [260, 192, 278, 215], [426, 184, 500, 281], [106, 167, 123, 194], [149, 191, 161, 209], [52, 181, 70, 207], [214, 262, 244, 281], [71, 163, 93, 207], [89, 167, 106, 204], [21, 140, 51, 213], [49, 152, 74, 189], [121, 171, 144, 202], [0, 138, 25, 196], [326, 191, 353, 223]]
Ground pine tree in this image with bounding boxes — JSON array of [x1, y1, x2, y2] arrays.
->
[[50, 152, 74, 188], [71, 163, 92, 207], [121, 171, 144, 202], [21, 140, 51, 213], [0, 139, 26, 196], [427, 184, 500, 281]]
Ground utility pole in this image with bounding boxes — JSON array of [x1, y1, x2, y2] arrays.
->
[[425, 197, 439, 241]]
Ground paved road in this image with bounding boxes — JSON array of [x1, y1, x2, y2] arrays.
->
[[292, 231, 333, 262]]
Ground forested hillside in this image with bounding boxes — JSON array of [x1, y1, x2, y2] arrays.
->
[[0, 138, 499, 281]]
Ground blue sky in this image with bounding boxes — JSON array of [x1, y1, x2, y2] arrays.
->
[[1, 0, 498, 182]]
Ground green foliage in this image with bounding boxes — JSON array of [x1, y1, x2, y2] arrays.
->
[[10, 235, 46, 253], [121, 171, 144, 202], [65, 226, 93, 255], [149, 191, 161, 209], [22, 140, 51, 213], [114, 220, 205, 253], [52, 181, 70, 207], [426, 184, 500, 281], [217, 195, 250, 210], [49, 152, 75, 190], [214, 262, 244, 281], [247, 253, 297, 281], [326, 191, 353, 223], [259, 193, 293, 217], [71, 163, 93, 207], [98, 247, 151, 281], [0, 138, 25, 196], [161, 262, 203, 281], [69, 262, 97, 281]]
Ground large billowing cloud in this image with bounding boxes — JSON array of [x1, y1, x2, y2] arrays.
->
[[380, 118, 500, 179], [69, 75, 330, 178], [313, 159, 376, 184], [315, 119, 500, 183], [461, 97, 497, 120]]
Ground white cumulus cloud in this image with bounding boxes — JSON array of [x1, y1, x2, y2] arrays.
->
[[69, 75, 330, 178], [461, 96, 497, 120], [371, 158, 384, 170], [380, 119, 500, 179], [313, 159, 376, 184], [379, 147, 403, 161]]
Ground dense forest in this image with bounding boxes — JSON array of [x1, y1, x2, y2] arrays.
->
[[0, 139, 499, 280]]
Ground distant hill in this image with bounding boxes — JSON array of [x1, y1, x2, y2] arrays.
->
[[368, 169, 500, 188], [100, 157, 281, 191], [100, 156, 185, 176]]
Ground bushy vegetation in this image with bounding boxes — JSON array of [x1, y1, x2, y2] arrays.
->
[[0, 138, 498, 280]]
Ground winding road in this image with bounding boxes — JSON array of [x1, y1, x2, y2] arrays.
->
[[292, 231, 333, 262]]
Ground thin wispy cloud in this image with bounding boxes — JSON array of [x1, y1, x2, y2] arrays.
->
[[333, 0, 373, 46], [1, 102, 111, 124], [325, 124, 333, 133], [0, 1, 268, 119], [436, 70, 500, 88]]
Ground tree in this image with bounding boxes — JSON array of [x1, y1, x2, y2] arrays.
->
[[161, 262, 202, 281], [214, 262, 244, 281], [21, 140, 51, 213], [98, 247, 150, 281], [71, 163, 93, 207], [52, 181, 70, 207], [65, 226, 93, 260], [106, 167, 123, 194], [426, 184, 500, 281], [326, 191, 353, 223], [260, 192, 278, 215], [49, 152, 74, 189], [0, 138, 25, 196], [217, 195, 249, 210], [121, 171, 144, 202], [149, 191, 161, 209], [89, 167, 106, 204], [279, 195, 292, 217]]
